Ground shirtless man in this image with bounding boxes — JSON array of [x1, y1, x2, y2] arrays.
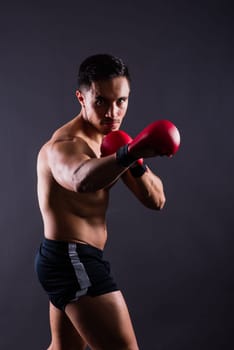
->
[[35, 54, 179, 350]]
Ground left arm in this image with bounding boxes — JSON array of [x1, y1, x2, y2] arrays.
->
[[121, 166, 166, 210], [101, 120, 181, 209]]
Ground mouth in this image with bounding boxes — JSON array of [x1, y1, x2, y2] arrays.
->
[[102, 118, 120, 124], [101, 120, 120, 127], [101, 122, 120, 134]]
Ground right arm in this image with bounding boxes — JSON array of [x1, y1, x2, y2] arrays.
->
[[47, 138, 128, 193]]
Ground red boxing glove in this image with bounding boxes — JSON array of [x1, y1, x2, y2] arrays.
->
[[128, 120, 180, 158], [101, 130, 146, 177], [116, 120, 180, 167], [101, 130, 132, 156]]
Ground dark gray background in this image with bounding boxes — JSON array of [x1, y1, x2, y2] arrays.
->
[[0, 1, 233, 349]]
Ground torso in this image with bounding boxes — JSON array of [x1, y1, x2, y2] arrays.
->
[[37, 116, 109, 250]]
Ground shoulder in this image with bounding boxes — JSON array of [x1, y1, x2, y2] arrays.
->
[[37, 140, 51, 171], [36, 135, 78, 168], [39, 134, 97, 171], [49, 134, 92, 156]]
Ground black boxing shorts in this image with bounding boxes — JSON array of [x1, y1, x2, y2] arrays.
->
[[35, 238, 119, 310]]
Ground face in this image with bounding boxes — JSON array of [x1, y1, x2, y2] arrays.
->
[[76, 76, 130, 135]]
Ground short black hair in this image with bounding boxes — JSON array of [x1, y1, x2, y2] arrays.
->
[[77, 54, 130, 91]]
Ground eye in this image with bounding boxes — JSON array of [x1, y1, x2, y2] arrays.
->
[[117, 98, 127, 106], [95, 97, 105, 106]]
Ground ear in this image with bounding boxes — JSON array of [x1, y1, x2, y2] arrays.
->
[[76, 90, 85, 108]]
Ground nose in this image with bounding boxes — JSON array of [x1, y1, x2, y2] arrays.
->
[[105, 104, 117, 119], [105, 109, 113, 119]]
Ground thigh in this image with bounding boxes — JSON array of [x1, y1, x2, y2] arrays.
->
[[49, 302, 87, 350], [65, 291, 139, 350]]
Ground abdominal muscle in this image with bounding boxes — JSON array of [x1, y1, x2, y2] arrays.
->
[[38, 177, 109, 250], [43, 212, 108, 250]]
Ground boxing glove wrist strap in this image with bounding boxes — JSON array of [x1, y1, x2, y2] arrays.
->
[[129, 163, 147, 177], [116, 144, 137, 167]]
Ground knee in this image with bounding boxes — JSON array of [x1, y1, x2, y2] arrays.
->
[[111, 339, 139, 350], [122, 339, 140, 350], [125, 343, 139, 350], [47, 340, 87, 350], [128, 345, 139, 350]]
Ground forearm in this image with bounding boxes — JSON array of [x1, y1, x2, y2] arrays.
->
[[122, 166, 166, 210], [72, 154, 128, 193]]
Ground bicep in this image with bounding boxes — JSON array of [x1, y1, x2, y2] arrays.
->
[[48, 140, 90, 191]]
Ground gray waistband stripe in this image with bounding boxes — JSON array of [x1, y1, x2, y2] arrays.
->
[[68, 243, 91, 290]]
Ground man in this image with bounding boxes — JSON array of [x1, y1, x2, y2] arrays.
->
[[35, 54, 179, 350]]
